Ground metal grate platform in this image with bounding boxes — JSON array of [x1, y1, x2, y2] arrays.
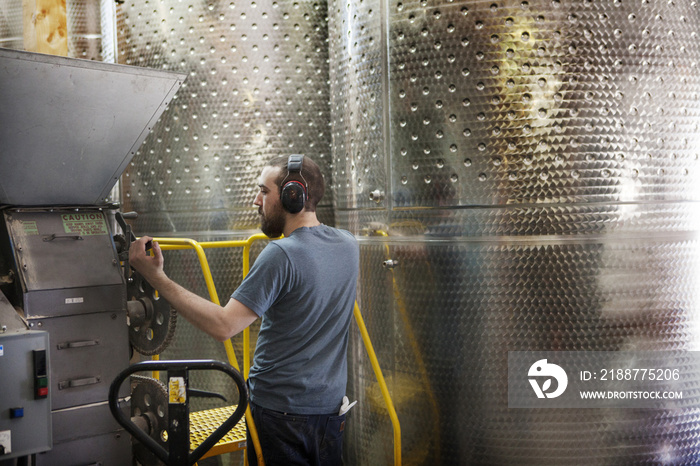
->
[[190, 405, 247, 460]]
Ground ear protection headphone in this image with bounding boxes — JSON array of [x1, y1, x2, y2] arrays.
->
[[280, 154, 307, 214]]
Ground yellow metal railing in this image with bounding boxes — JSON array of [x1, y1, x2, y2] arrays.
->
[[154, 234, 402, 466], [154, 237, 264, 465]]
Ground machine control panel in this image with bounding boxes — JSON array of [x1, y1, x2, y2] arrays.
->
[[0, 331, 52, 459]]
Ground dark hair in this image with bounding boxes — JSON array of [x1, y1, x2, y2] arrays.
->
[[266, 155, 325, 212]]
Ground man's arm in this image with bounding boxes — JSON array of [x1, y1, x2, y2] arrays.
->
[[128, 236, 259, 342]]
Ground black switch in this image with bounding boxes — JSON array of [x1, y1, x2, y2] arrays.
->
[[33, 349, 48, 399], [33, 349, 47, 377]]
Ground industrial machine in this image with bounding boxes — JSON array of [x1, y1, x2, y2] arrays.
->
[[0, 48, 185, 465]]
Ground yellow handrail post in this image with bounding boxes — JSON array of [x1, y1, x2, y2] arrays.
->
[[353, 302, 402, 466], [241, 236, 254, 380]]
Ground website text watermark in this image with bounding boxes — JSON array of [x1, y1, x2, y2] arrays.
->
[[508, 351, 697, 408]]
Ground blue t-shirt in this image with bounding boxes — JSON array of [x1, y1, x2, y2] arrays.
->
[[232, 225, 359, 414]]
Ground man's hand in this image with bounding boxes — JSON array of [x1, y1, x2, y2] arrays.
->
[[129, 236, 166, 284]]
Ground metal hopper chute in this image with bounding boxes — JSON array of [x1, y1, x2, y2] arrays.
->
[[0, 47, 184, 207]]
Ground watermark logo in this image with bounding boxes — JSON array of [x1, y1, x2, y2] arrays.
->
[[528, 359, 568, 399], [509, 351, 692, 408]]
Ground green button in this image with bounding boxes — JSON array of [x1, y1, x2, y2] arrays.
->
[[36, 377, 48, 388]]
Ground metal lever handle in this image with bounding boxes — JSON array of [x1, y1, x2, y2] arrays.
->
[[43, 234, 83, 242], [188, 388, 227, 402], [57, 339, 99, 350], [114, 211, 137, 243], [59, 376, 101, 389]]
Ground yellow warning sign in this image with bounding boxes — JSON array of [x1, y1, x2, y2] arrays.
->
[[61, 213, 108, 236]]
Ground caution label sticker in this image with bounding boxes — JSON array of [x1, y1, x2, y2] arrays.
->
[[61, 213, 108, 236]]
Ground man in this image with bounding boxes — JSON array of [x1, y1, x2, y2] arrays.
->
[[129, 155, 359, 465]]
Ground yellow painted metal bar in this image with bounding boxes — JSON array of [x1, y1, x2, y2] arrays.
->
[[150, 237, 265, 466], [353, 301, 402, 466], [198, 232, 271, 249], [236, 235, 268, 466], [239, 234, 270, 379], [154, 238, 221, 304], [151, 353, 160, 381]]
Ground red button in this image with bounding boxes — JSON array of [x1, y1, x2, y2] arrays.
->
[[36, 387, 48, 398]]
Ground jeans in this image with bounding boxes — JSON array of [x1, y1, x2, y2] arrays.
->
[[246, 402, 346, 466]]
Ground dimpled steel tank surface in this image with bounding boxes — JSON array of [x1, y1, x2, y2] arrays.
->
[[329, 1, 700, 464], [111, 0, 700, 464]]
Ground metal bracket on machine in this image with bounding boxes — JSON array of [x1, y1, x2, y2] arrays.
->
[[115, 211, 177, 356]]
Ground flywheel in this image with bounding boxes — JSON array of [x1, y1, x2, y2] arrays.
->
[[127, 270, 177, 356], [130, 375, 169, 466]]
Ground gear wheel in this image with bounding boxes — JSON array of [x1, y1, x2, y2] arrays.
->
[[127, 270, 177, 355], [131, 375, 169, 466]]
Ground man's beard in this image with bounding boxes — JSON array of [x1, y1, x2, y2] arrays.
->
[[259, 206, 285, 238]]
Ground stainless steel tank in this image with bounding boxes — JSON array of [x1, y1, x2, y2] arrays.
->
[[113, 0, 335, 420], [329, 0, 700, 464], [35, 0, 700, 464]]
